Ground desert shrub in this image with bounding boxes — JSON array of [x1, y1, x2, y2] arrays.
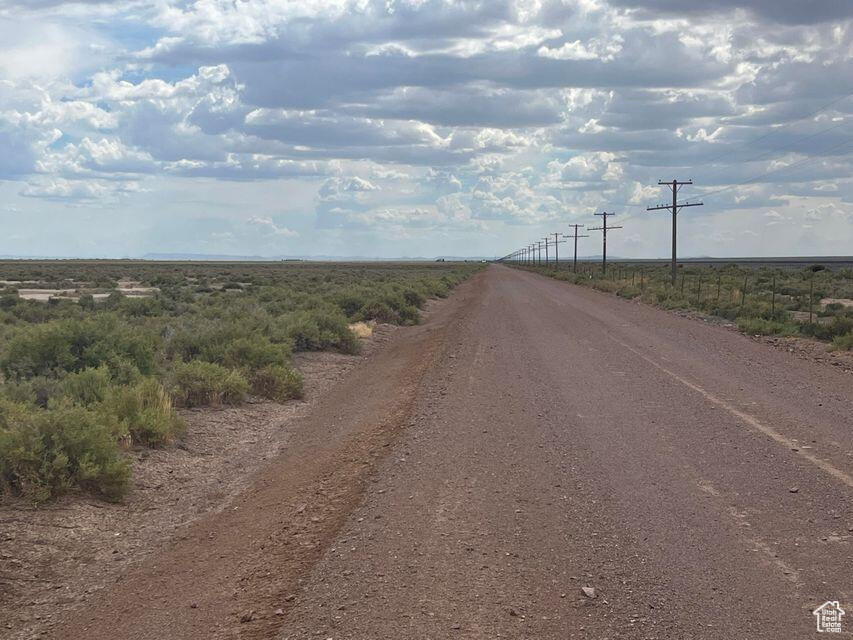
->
[[101, 377, 184, 446], [402, 288, 426, 308], [117, 296, 162, 317], [250, 364, 304, 402], [62, 366, 113, 406], [78, 294, 96, 311], [616, 287, 640, 299], [170, 361, 249, 408], [356, 300, 399, 324], [222, 335, 292, 370], [274, 308, 359, 354], [165, 319, 244, 363], [830, 331, 853, 351], [799, 315, 853, 341], [0, 399, 130, 502], [736, 317, 798, 336], [2, 376, 64, 408], [334, 290, 370, 317], [0, 322, 76, 378], [0, 316, 156, 380]]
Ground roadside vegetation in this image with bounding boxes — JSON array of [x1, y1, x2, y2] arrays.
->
[[0, 261, 480, 503], [518, 262, 853, 350]]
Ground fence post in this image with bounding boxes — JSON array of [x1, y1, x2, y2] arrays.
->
[[696, 274, 702, 305], [740, 274, 748, 314], [809, 274, 814, 323], [716, 271, 722, 303], [771, 274, 776, 317], [680, 273, 685, 295]]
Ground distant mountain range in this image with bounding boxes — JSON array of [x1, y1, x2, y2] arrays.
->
[[0, 253, 849, 264], [141, 253, 492, 262]]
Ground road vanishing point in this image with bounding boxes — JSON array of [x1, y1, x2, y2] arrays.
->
[[53, 265, 852, 640]]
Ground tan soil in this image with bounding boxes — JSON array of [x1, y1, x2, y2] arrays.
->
[[821, 297, 853, 308]]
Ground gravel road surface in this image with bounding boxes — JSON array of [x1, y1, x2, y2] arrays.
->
[[49, 265, 852, 639]]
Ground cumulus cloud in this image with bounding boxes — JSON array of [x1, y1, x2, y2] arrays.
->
[[246, 216, 298, 237], [0, 0, 849, 258]]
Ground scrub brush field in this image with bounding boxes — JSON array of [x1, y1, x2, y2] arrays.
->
[[0, 261, 481, 503]]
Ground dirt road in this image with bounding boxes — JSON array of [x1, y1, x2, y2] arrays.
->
[[48, 265, 852, 639]]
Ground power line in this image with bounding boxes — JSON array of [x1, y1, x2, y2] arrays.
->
[[550, 231, 565, 269], [562, 224, 588, 273], [647, 180, 703, 286], [696, 137, 853, 201], [588, 212, 623, 276], [683, 117, 851, 199], [695, 89, 853, 169]]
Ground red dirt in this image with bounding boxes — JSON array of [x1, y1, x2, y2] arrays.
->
[[8, 266, 853, 639]]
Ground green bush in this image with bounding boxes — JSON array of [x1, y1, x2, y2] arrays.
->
[[829, 331, 853, 351], [275, 308, 359, 354], [0, 316, 156, 380], [0, 322, 76, 378], [101, 377, 185, 446], [62, 366, 112, 406], [251, 364, 304, 402], [738, 317, 800, 336], [78, 294, 95, 311], [2, 376, 64, 408], [356, 300, 399, 324], [0, 399, 130, 503], [800, 315, 853, 341], [170, 361, 249, 408], [222, 335, 292, 370]]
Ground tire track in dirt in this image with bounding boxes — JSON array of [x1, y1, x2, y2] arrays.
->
[[45, 272, 488, 640], [40, 265, 853, 639], [274, 265, 852, 639]]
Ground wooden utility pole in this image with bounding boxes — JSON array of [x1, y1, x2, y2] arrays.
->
[[562, 224, 588, 273], [537, 240, 544, 266], [647, 180, 703, 286], [550, 232, 565, 269], [542, 237, 550, 267], [588, 212, 622, 276]]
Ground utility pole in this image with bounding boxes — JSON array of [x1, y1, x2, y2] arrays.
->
[[588, 212, 622, 276], [542, 237, 550, 267], [647, 179, 703, 286], [551, 232, 565, 269], [563, 224, 588, 273], [537, 240, 543, 266], [529, 243, 535, 267]]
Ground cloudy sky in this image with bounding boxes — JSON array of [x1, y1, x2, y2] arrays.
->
[[1, 0, 851, 259]]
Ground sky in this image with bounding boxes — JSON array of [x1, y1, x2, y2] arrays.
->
[[0, 0, 851, 259]]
